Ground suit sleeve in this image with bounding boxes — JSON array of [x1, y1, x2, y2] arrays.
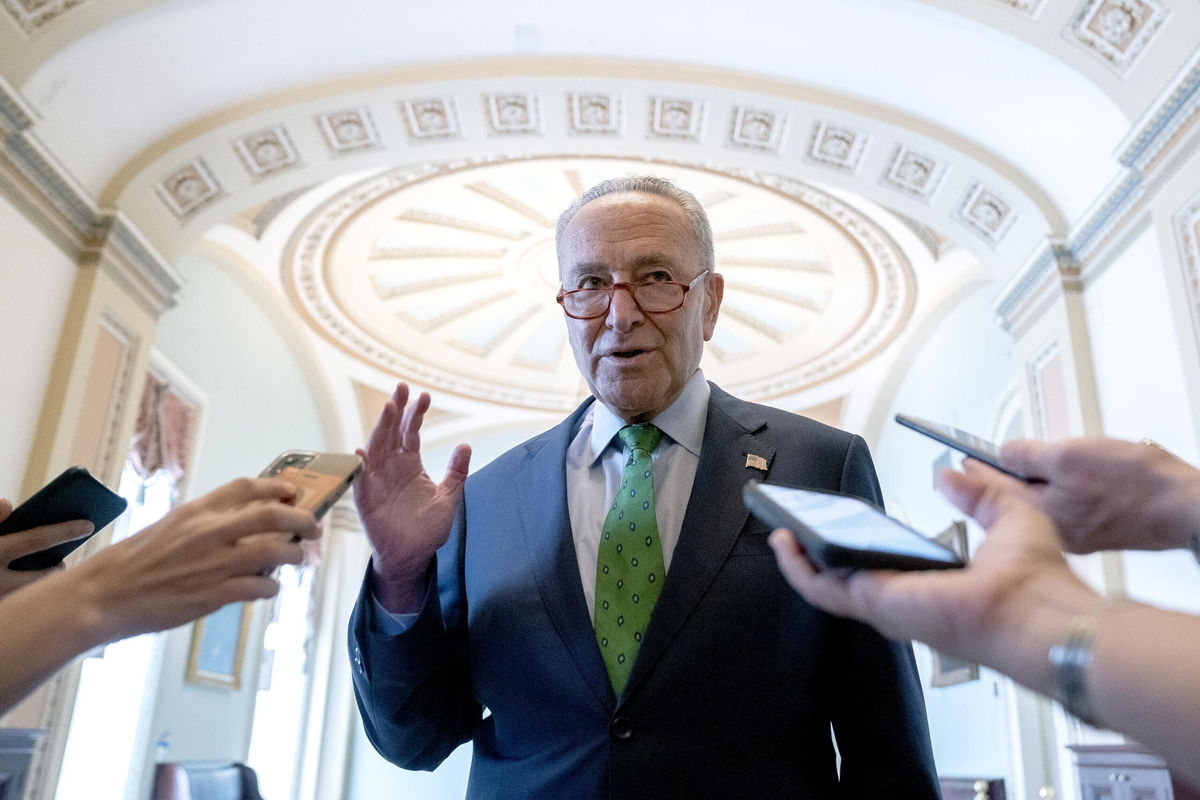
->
[[347, 495, 480, 771], [829, 434, 942, 798]]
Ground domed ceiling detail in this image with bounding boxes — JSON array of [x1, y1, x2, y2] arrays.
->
[[284, 155, 916, 411]]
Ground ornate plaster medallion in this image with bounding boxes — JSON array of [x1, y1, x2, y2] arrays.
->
[[282, 155, 915, 410]]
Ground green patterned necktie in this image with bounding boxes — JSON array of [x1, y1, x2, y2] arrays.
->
[[594, 423, 666, 694]]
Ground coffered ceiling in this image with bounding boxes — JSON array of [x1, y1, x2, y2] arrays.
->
[[281, 156, 916, 411], [2, 0, 1197, 430]]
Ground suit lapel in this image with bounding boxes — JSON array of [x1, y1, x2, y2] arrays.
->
[[620, 385, 775, 703], [515, 400, 616, 710]]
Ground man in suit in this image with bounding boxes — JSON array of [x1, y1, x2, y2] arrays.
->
[[349, 176, 940, 798]]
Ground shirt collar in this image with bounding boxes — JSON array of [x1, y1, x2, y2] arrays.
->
[[588, 369, 710, 463]]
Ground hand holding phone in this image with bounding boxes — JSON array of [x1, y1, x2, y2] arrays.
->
[[259, 450, 363, 520], [743, 480, 963, 571], [0, 467, 128, 573], [895, 414, 1033, 482]]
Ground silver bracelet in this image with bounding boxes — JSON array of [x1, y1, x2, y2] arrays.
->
[[1049, 615, 1100, 726]]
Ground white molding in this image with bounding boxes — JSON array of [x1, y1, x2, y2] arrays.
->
[[0, 79, 183, 315], [1116, 50, 1200, 173], [1173, 188, 1200, 357]]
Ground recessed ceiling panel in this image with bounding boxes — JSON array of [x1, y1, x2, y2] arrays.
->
[[284, 155, 916, 410]]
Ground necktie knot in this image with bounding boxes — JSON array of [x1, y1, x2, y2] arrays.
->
[[618, 423, 662, 457]]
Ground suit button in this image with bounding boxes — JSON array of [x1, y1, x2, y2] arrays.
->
[[610, 716, 633, 740]]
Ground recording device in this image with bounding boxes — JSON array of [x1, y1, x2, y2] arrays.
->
[[742, 480, 964, 571], [894, 413, 1031, 481], [0, 467, 128, 571], [259, 451, 363, 520]]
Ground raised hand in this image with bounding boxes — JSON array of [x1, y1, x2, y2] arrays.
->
[[1000, 437, 1200, 554], [354, 383, 471, 611], [0, 498, 94, 598]]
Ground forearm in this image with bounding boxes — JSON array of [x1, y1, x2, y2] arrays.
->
[[981, 574, 1200, 784], [349, 583, 479, 770], [0, 571, 109, 714], [1089, 604, 1200, 785]]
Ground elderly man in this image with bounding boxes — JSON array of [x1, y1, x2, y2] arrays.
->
[[350, 176, 939, 798]]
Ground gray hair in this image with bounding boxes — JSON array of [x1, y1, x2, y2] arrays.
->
[[555, 175, 715, 274]]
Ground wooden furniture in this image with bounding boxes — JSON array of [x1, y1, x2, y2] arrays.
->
[[0, 728, 46, 800], [151, 761, 264, 800], [1071, 744, 1200, 800], [940, 776, 1007, 800]]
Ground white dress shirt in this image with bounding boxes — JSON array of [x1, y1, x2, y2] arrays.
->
[[373, 370, 710, 630], [566, 369, 709, 619]]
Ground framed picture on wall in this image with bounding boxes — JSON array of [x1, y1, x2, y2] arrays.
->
[[929, 650, 980, 688], [929, 520, 979, 687], [186, 602, 252, 689]]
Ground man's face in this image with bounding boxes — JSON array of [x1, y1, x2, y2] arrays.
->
[[558, 192, 723, 423]]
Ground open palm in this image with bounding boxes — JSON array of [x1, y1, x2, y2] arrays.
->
[[355, 383, 471, 596]]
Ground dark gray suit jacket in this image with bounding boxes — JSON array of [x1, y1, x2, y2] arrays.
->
[[350, 385, 940, 799]]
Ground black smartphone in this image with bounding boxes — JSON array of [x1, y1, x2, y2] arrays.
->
[[0, 467, 128, 571], [742, 480, 964, 571], [259, 451, 363, 520], [895, 413, 1031, 481]]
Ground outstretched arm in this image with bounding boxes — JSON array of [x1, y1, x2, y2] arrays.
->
[[355, 383, 470, 612], [0, 477, 319, 715], [770, 460, 1200, 786]]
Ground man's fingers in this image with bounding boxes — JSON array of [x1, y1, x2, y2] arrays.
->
[[442, 444, 472, 491], [400, 391, 431, 453], [0, 520, 94, 560], [391, 381, 411, 410], [363, 383, 411, 464], [363, 398, 400, 464], [0, 499, 11, 524]]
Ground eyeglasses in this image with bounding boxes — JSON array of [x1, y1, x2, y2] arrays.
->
[[556, 271, 710, 320]]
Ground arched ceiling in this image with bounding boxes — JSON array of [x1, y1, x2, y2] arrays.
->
[[12, 0, 1161, 220], [2, 0, 1196, 429]]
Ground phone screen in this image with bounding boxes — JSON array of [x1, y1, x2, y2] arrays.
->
[[755, 483, 959, 563]]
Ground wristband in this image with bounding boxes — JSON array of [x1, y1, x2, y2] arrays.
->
[[1049, 615, 1100, 726]]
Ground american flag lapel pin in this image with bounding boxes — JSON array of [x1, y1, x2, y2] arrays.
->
[[745, 454, 769, 471]]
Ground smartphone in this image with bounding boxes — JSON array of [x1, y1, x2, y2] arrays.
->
[[0, 467, 128, 571], [894, 413, 1031, 481], [259, 451, 363, 520], [742, 480, 964, 571]]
